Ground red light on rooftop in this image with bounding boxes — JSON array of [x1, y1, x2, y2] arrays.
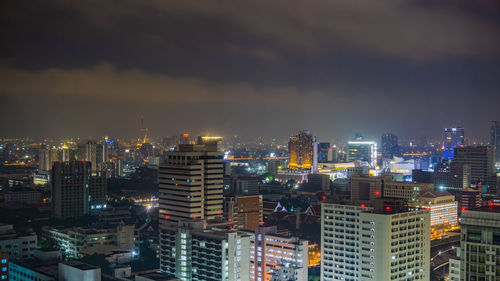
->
[[192, 216, 196, 220], [183, 133, 189, 138], [489, 202, 494, 207], [218, 211, 222, 214], [385, 206, 391, 211], [375, 191, 380, 196], [261, 221, 265, 226], [361, 204, 366, 208], [228, 218, 232, 222], [322, 195, 326, 200], [461, 207, 466, 211], [165, 215, 170, 220]]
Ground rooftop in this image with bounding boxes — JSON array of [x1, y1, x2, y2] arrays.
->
[[61, 260, 99, 271]]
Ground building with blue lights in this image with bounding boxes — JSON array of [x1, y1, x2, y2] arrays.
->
[[443, 127, 464, 159]]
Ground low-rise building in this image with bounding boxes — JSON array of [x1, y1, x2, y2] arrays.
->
[[0, 224, 37, 260], [409, 190, 458, 228]]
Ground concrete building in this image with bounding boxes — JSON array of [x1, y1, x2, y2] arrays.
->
[[4, 187, 41, 203], [159, 220, 250, 281], [243, 226, 308, 281], [456, 206, 500, 280], [52, 161, 107, 219], [409, 190, 458, 228], [224, 195, 263, 230], [458, 187, 482, 214], [0, 224, 37, 260], [307, 174, 330, 194], [321, 200, 430, 281], [454, 146, 496, 186], [43, 224, 137, 259], [8, 261, 56, 281], [59, 261, 101, 281], [233, 176, 260, 195], [158, 142, 224, 223], [383, 181, 434, 202]]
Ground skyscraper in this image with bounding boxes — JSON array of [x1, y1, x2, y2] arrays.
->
[[51, 161, 107, 219], [381, 133, 399, 159], [454, 146, 495, 185], [443, 127, 465, 159], [321, 199, 430, 281], [491, 120, 500, 163], [158, 140, 224, 223], [347, 136, 377, 168], [288, 131, 314, 171]]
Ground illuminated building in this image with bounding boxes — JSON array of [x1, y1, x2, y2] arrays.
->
[[454, 206, 500, 281], [85, 141, 106, 173], [409, 190, 457, 229], [443, 127, 465, 159], [347, 137, 377, 168], [159, 220, 250, 281], [317, 142, 330, 163], [159, 140, 224, 223], [43, 224, 137, 259], [491, 121, 500, 163], [321, 200, 430, 281], [454, 146, 495, 185], [39, 144, 53, 172], [288, 131, 314, 172], [244, 225, 308, 281], [381, 133, 399, 159], [51, 161, 107, 219], [0, 224, 37, 260], [224, 195, 263, 230], [0, 250, 7, 281], [383, 181, 434, 202], [8, 261, 55, 281]]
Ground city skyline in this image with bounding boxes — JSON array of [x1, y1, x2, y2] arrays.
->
[[1, 1, 500, 140]]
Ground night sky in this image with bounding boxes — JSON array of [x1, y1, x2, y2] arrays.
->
[[1, 0, 499, 141]]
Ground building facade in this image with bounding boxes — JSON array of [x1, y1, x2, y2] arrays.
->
[[159, 143, 224, 223], [159, 220, 250, 281], [0, 224, 37, 261], [224, 195, 263, 231], [321, 201, 430, 281], [443, 127, 465, 159], [454, 146, 495, 186], [347, 140, 377, 168], [288, 131, 315, 171]]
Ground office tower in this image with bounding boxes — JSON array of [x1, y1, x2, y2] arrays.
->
[[443, 127, 465, 159], [90, 172, 107, 213], [381, 133, 399, 159], [246, 225, 308, 281], [232, 176, 260, 194], [39, 145, 52, 172], [52, 161, 92, 219], [288, 131, 314, 171], [454, 146, 495, 185], [347, 137, 377, 168], [267, 160, 279, 176], [308, 173, 331, 194], [85, 141, 106, 173], [491, 120, 500, 163], [321, 200, 430, 281], [317, 142, 330, 163], [458, 187, 482, 213], [409, 190, 457, 229], [51, 161, 106, 219], [0, 250, 7, 281], [434, 160, 471, 195], [455, 206, 500, 281], [159, 220, 250, 281], [159, 141, 224, 223], [224, 195, 263, 230], [0, 224, 37, 260]]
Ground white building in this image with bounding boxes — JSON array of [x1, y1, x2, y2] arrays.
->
[[409, 190, 458, 228], [159, 220, 250, 281], [58, 261, 101, 281], [321, 200, 430, 281], [242, 226, 308, 281], [455, 206, 500, 280]]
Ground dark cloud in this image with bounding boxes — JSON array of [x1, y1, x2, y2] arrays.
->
[[0, 0, 499, 141]]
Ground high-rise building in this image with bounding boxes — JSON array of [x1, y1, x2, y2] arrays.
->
[[491, 120, 500, 163], [381, 133, 399, 159], [159, 220, 250, 281], [347, 137, 377, 168], [245, 225, 308, 281], [321, 200, 430, 281], [159, 141, 224, 223], [317, 142, 330, 163], [51, 161, 107, 219], [443, 127, 465, 159], [409, 190, 458, 228], [454, 146, 495, 185], [224, 195, 263, 230], [434, 160, 471, 195], [288, 131, 314, 171], [455, 206, 500, 281]]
